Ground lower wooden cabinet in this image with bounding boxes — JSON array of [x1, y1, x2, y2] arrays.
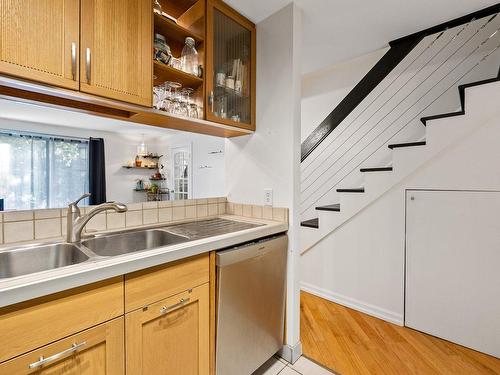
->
[[125, 284, 210, 375], [0, 317, 124, 375]]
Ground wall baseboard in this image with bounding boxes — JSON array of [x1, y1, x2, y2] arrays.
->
[[300, 282, 404, 326], [278, 341, 303, 364]]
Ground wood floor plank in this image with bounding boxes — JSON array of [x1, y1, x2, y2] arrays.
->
[[300, 291, 500, 375]]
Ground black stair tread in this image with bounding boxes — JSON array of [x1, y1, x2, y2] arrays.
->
[[360, 166, 393, 172], [422, 76, 500, 126], [336, 188, 365, 193], [301, 218, 319, 228], [316, 204, 340, 212], [420, 111, 464, 126], [388, 141, 426, 149]]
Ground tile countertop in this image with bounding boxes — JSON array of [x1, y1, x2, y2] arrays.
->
[[0, 215, 288, 308]]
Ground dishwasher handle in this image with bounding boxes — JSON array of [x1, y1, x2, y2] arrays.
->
[[216, 235, 287, 267]]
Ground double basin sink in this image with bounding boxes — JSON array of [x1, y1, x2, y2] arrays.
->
[[0, 218, 261, 280]]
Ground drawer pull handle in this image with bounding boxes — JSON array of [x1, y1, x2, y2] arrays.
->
[[160, 298, 190, 314], [71, 42, 77, 81], [85, 48, 91, 84], [28, 342, 86, 369]]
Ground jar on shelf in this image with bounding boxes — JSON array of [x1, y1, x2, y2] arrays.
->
[[154, 33, 172, 65], [180, 37, 199, 76]]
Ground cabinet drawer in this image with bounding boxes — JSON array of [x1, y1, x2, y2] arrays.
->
[[0, 317, 124, 374], [125, 254, 209, 312], [0, 277, 124, 363]]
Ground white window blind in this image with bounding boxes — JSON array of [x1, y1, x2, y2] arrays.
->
[[0, 131, 89, 210]]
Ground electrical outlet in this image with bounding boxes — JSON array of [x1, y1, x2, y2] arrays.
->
[[264, 189, 273, 206]]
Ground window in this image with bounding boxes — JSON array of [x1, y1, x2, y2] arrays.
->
[[0, 131, 89, 210]]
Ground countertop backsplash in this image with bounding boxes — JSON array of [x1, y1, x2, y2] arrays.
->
[[0, 198, 288, 246]]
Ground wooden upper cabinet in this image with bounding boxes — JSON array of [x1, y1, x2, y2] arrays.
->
[[80, 0, 152, 106], [0, 0, 80, 90], [206, 0, 256, 131], [126, 284, 209, 375], [0, 317, 124, 375]]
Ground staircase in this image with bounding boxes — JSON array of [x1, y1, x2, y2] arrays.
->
[[300, 7, 500, 252]]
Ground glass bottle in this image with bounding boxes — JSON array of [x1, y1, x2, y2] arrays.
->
[[180, 37, 199, 76]]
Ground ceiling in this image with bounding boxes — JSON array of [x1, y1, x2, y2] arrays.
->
[[225, 0, 499, 74]]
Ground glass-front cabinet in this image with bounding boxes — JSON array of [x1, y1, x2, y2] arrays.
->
[[206, 0, 256, 131]]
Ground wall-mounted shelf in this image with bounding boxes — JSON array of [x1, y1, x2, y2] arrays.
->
[[153, 61, 203, 88], [122, 166, 158, 170], [154, 13, 204, 45]]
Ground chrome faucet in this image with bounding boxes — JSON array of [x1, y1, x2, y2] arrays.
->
[[67, 193, 128, 243]]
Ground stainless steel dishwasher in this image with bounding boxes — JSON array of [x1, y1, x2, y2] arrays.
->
[[216, 234, 288, 375]]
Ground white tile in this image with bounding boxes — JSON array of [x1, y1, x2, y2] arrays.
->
[[4, 221, 34, 243], [172, 206, 185, 221], [126, 211, 143, 227], [252, 357, 286, 375], [289, 357, 334, 375], [218, 203, 226, 215], [252, 205, 263, 219], [3, 210, 33, 222], [34, 208, 61, 219], [218, 197, 227, 203], [234, 204, 243, 216], [208, 204, 218, 216], [127, 203, 143, 211], [273, 207, 286, 222], [226, 202, 234, 214], [207, 197, 218, 204], [0, 222, 3, 244], [107, 212, 126, 229], [158, 200, 172, 208], [35, 218, 61, 239], [196, 198, 208, 205], [185, 205, 196, 219], [85, 213, 107, 232], [243, 204, 253, 217], [279, 367, 301, 375], [185, 199, 197, 206], [142, 201, 158, 209], [263, 206, 273, 220], [172, 200, 185, 207], [143, 209, 158, 224], [159, 208, 173, 222], [197, 204, 208, 218]]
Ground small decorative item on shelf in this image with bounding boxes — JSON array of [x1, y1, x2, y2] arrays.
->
[[216, 70, 226, 87], [136, 179, 144, 190], [150, 183, 159, 194], [180, 37, 199, 77], [154, 33, 172, 65], [135, 156, 142, 167]]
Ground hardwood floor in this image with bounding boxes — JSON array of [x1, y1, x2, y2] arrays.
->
[[300, 291, 500, 375]]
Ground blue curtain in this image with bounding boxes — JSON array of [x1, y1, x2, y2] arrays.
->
[[89, 137, 107, 205]]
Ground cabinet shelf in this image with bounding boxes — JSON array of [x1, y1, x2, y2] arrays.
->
[[122, 166, 158, 170], [154, 61, 203, 88], [154, 13, 204, 45]]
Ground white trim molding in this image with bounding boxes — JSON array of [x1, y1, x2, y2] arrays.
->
[[300, 282, 403, 326], [278, 341, 303, 364]]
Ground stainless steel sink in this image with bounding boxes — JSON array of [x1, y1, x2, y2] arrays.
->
[[81, 229, 189, 257], [0, 244, 89, 279]]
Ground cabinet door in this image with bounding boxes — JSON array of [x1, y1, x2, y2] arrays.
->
[[206, 0, 256, 130], [0, 317, 124, 375], [0, 0, 80, 89], [80, 0, 152, 106], [126, 284, 209, 375]]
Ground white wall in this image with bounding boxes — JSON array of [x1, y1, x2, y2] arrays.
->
[[157, 132, 225, 199], [0, 118, 226, 205], [300, 82, 500, 325], [225, 3, 302, 359], [301, 48, 387, 141]]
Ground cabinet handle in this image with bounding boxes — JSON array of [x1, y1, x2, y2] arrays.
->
[[71, 42, 77, 81], [85, 48, 91, 84], [28, 342, 86, 369], [160, 297, 190, 314]]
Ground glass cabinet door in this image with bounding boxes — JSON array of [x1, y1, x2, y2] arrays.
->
[[206, 0, 255, 130]]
